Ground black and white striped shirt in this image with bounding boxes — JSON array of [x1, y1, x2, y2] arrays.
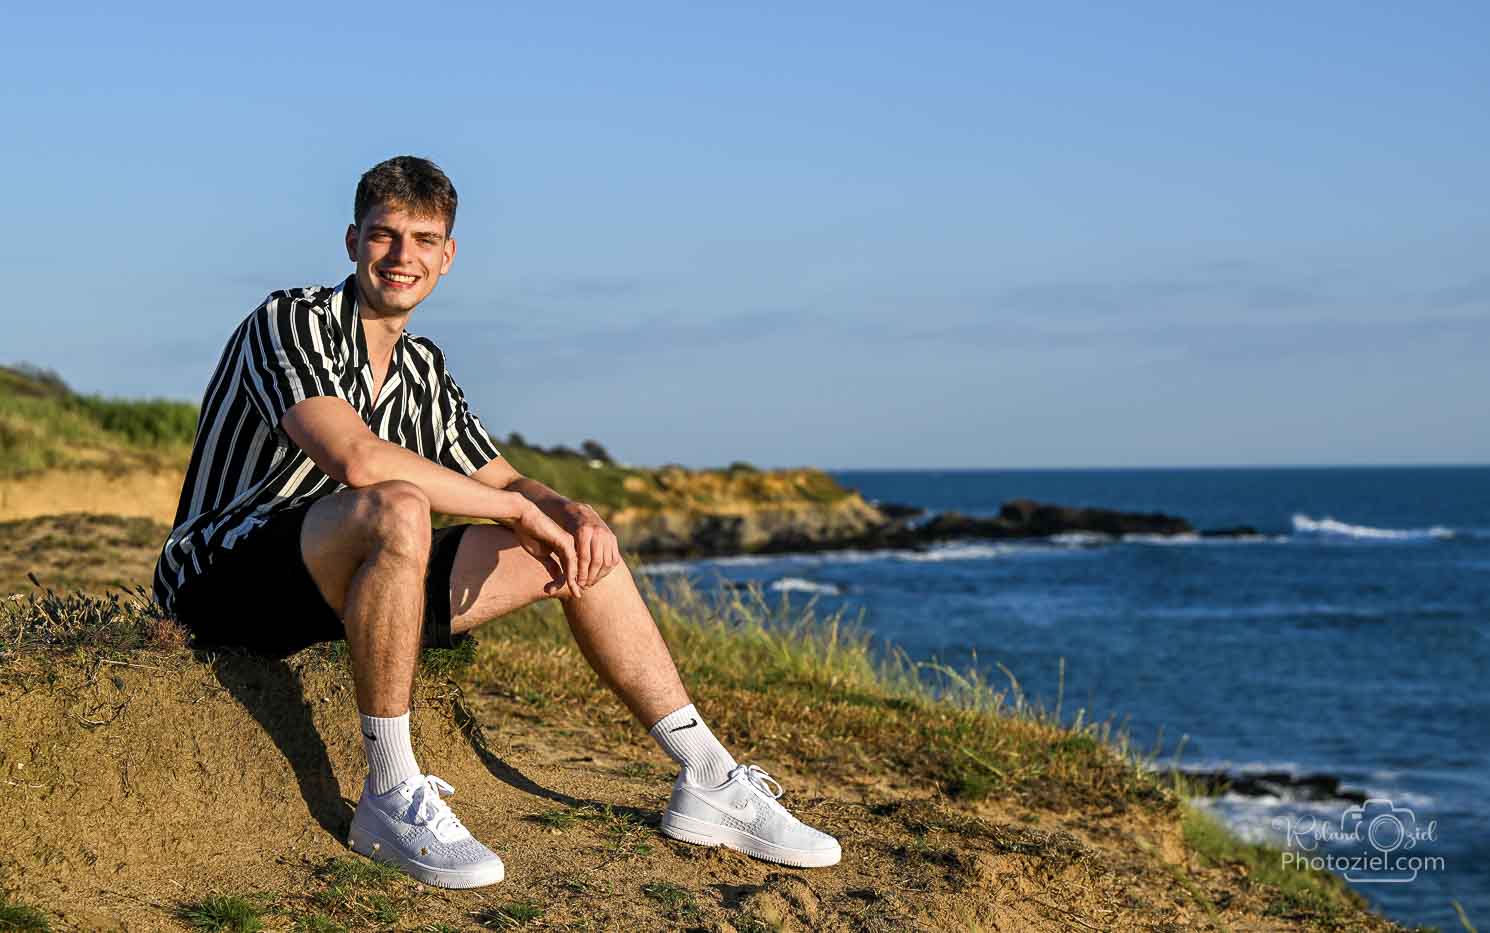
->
[[153, 275, 501, 611]]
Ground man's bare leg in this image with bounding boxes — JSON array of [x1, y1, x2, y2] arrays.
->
[[298, 480, 506, 887], [300, 480, 430, 717], [444, 523, 841, 867], [446, 524, 688, 726]]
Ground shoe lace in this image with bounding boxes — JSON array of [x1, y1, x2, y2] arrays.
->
[[734, 764, 785, 801], [408, 775, 466, 841]]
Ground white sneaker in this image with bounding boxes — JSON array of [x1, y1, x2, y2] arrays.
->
[[348, 774, 505, 888], [660, 764, 841, 868]]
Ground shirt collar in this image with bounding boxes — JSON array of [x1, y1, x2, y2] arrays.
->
[[335, 274, 365, 370]]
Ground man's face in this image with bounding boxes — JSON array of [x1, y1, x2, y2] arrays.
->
[[345, 202, 456, 316]]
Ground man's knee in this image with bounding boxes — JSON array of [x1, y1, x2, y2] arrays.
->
[[348, 480, 432, 561]]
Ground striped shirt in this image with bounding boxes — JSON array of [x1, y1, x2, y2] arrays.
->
[[152, 275, 501, 611]]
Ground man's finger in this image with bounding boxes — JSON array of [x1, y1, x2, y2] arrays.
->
[[595, 536, 618, 582], [542, 552, 565, 593], [576, 526, 594, 589], [564, 540, 584, 598]]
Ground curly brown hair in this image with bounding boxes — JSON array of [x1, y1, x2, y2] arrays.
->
[[354, 156, 458, 233]]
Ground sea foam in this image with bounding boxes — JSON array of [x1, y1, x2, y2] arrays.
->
[[769, 577, 842, 595], [1292, 514, 1455, 541]]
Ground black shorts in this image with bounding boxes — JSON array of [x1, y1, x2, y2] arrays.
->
[[172, 501, 471, 659]]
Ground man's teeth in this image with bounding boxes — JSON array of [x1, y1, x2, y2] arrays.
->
[[381, 271, 417, 284]]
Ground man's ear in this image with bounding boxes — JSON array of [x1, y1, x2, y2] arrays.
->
[[345, 224, 359, 262], [440, 236, 456, 275]]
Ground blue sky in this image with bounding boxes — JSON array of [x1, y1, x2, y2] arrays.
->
[[4, 2, 1486, 468]]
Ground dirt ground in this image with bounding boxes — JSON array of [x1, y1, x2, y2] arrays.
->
[[1, 516, 1398, 931], [0, 513, 168, 595], [3, 650, 1374, 933]]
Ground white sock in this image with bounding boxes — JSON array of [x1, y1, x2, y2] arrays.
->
[[649, 703, 737, 787], [361, 712, 422, 795]]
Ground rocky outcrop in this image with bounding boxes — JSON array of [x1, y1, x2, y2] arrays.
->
[[606, 496, 887, 557], [606, 494, 1256, 558]]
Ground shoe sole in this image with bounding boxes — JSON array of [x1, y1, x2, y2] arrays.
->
[[348, 824, 505, 888], [659, 811, 841, 868]]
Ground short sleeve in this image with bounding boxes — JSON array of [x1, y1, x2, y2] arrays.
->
[[240, 297, 351, 429], [436, 360, 501, 475]]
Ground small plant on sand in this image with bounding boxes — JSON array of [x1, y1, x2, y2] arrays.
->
[[307, 856, 409, 925], [316, 856, 402, 888], [177, 895, 264, 932], [531, 807, 580, 830], [641, 881, 699, 921], [0, 894, 51, 932], [288, 915, 346, 933]]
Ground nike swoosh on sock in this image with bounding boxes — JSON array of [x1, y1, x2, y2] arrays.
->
[[669, 718, 699, 733]]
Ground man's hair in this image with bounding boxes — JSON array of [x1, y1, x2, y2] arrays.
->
[[354, 156, 458, 233]]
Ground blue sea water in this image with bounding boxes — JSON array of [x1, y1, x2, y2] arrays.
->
[[641, 467, 1489, 928]]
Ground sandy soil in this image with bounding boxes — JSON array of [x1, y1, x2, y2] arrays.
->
[[0, 469, 182, 524]]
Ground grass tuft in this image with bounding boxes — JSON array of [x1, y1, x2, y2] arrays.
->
[[0, 895, 51, 932], [315, 857, 402, 888], [476, 900, 544, 928], [641, 881, 699, 920], [177, 895, 264, 932], [1, 586, 185, 659]]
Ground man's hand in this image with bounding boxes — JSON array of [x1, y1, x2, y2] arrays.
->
[[562, 502, 622, 589], [512, 505, 585, 599]]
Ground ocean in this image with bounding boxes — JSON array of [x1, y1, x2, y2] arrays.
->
[[640, 466, 1488, 928]]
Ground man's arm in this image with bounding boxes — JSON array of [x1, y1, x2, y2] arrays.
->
[[469, 457, 623, 589], [282, 396, 586, 596]]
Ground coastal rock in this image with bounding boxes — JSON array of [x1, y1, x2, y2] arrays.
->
[[1167, 768, 1368, 805], [1200, 525, 1263, 538], [998, 499, 1193, 537]]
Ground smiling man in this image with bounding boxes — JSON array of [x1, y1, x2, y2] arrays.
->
[[152, 156, 839, 888]]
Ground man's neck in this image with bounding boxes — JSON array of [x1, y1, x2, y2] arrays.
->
[[359, 307, 407, 362]]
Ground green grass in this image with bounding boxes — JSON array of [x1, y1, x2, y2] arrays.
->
[[288, 915, 346, 933], [315, 857, 403, 888], [305, 856, 408, 926], [0, 365, 195, 477], [1182, 803, 1369, 927], [0, 895, 50, 932], [641, 881, 699, 920], [476, 900, 544, 928], [177, 895, 264, 932]]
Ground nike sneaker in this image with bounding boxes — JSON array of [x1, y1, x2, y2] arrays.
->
[[660, 764, 841, 867], [348, 773, 505, 888]]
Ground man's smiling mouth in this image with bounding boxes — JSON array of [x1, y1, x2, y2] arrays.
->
[[377, 269, 419, 287]]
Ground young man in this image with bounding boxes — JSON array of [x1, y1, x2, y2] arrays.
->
[[152, 156, 840, 888]]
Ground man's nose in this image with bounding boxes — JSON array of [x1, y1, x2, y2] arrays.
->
[[386, 235, 408, 260]]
